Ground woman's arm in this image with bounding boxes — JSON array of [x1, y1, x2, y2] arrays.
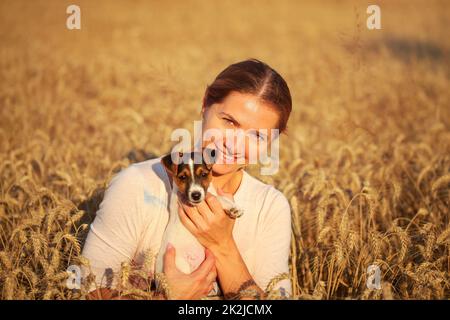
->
[[81, 165, 148, 293], [212, 238, 265, 300], [250, 191, 292, 297]]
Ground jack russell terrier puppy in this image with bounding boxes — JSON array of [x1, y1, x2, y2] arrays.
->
[[155, 149, 244, 297]]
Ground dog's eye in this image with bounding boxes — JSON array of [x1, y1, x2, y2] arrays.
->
[[179, 175, 187, 180], [201, 172, 208, 177]]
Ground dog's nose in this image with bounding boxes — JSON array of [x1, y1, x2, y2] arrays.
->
[[191, 191, 202, 201]]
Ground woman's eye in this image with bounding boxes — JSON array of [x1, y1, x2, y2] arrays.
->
[[223, 118, 234, 126]]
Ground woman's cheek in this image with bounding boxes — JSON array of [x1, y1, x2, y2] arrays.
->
[[244, 137, 259, 164]]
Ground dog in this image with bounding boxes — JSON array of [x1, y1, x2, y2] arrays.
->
[[154, 149, 243, 296]]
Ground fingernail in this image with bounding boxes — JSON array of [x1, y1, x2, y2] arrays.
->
[[167, 243, 173, 250]]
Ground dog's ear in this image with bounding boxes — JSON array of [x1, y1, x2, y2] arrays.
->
[[161, 152, 182, 176], [203, 148, 216, 170]]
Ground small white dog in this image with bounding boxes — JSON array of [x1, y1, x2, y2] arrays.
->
[[155, 150, 243, 296]]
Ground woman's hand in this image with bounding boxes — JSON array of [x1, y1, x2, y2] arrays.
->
[[163, 244, 217, 300], [178, 188, 236, 255]]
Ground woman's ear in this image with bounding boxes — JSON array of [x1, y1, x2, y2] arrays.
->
[[201, 104, 207, 119], [202, 87, 208, 110]]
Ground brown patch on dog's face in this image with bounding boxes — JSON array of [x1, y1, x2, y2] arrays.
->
[[174, 166, 191, 196], [195, 164, 212, 192], [161, 152, 181, 177]]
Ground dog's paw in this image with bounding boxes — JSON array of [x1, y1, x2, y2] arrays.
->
[[226, 207, 244, 219]]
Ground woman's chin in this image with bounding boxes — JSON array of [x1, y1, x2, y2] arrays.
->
[[212, 163, 240, 175]]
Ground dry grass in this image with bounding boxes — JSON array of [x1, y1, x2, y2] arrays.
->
[[0, 0, 449, 299]]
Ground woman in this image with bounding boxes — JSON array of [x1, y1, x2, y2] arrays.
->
[[81, 58, 293, 299]]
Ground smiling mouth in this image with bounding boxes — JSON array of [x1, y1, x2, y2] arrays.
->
[[213, 143, 245, 164]]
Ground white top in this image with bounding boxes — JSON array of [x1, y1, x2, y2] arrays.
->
[[81, 156, 292, 297]]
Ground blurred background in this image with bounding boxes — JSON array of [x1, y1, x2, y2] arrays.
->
[[0, 0, 449, 299]]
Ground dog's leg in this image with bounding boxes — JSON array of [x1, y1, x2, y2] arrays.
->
[[216, 196, 244, 219]]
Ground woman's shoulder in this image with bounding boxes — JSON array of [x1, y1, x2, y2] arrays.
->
[[243, 171, 290, 213], [108, 156, 170, 198], [130, 155, 166, 179]]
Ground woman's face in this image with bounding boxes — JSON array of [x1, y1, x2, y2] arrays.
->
[[201, 91, 280, 175]]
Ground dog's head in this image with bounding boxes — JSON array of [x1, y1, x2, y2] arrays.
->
[[161, 148, 217, 205]]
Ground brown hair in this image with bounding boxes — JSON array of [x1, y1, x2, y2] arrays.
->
[[202, 58, 292, 134]]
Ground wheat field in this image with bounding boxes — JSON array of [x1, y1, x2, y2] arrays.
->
[[0, 0, 449, 300]]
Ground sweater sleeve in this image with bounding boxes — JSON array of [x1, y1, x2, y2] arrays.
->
[[252, 189, 293, 298], [81, 164, 149, 291]]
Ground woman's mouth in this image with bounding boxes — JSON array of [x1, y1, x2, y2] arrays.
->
[[211, 141, 245, 164]]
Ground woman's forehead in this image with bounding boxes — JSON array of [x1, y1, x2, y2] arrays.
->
[[218, 92, 279, 130]]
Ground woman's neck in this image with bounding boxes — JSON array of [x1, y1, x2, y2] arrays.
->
[[211, 168, 244, 195]]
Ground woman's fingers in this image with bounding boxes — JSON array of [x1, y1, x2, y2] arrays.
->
[[203, 192, 223, 215], [178, 206, 198, 234], [204, 265, 217, 296], [179, 200, 208, 231], [204, 283, 214, 296], [163, 243, 177, 274], [192, 248, 216, 280], [206, 268, 217, 283], [195, 201, 212, 220]]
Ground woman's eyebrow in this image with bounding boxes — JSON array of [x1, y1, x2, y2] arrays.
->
[[219, 111, 241, 126], [218, 111, 269, 138]]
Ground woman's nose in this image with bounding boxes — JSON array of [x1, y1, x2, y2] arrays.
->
[[223, 132, 246, 155]]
